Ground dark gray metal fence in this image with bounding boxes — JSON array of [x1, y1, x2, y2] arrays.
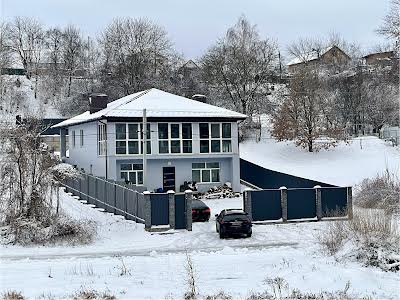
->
[[63, 174, 146, 223], [321, 187, 348, 217], [250, 189, 281, 221], [150, 193, 170, 225], [174, 193, 187, 229], [244, 186, 352, 223], [61, 174, 192, 231], [287, 188, 316, 220], [240, 158, 335, 189]]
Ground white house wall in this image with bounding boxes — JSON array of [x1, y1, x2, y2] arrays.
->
[[67, 120, 241, 192], [67, 122, 106, 177]]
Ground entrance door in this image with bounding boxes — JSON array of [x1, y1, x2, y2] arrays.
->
[[163, 166, 175, 192]]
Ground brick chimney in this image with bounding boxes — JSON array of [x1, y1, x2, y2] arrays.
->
[[89, 93, 108, 114]]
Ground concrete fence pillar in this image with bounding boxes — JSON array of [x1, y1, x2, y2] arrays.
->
[[314, 185, 322, 221], [168, 190, 175, 229], [347, 187, 353, 219], [243, 189, 253, 221], [144, 191, 151, 230], [279, 186, 288, 222], [185, 190, 193, 231]]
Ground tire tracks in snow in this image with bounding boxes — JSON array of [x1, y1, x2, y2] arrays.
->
[[0, 241, 298, 261]]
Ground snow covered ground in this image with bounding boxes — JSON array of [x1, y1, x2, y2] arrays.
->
[[240, 136, 399, 187], [1, 134, 399, 299], [1, 191, 399, 299]]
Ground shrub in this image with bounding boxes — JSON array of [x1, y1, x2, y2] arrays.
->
[[316, 208, 400, 271], [1, 213, 96, 246], [316, 220, 348, 255], [355, 169, 400, 215], [73, 288, 116, 300], [1, 291, 24, 300]]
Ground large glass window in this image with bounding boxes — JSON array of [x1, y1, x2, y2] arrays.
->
[[158, 123, 192, 154], [199, 123, 232, 153], [98, 123, 107, 156], [120, 163, 143, 185], [182, 123, 192, 153], [192, 162, 220, 183], [158, 123, 169, 153], [116, 123, 151, 155]]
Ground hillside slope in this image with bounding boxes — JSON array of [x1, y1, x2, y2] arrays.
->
[[240, 136, 399, 187]]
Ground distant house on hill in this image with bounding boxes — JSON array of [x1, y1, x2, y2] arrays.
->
[[363, 51, 397, 69], [287, 45, 351, 73]]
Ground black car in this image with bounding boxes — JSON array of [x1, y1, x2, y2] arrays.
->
[[215, 209, 252, 238], [192, 200, 211, 222]]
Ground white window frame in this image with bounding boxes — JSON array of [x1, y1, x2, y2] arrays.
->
[[80, 129, 84, 147], [120, 163, 144, 185], [157, 123, 193, 154], [192, 162, 220, 183], [98, 123, 107, 156], [115, 123, 151, 155], [199, 122, 232, 154]]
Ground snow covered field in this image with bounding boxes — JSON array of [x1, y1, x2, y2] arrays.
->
[[241, 136, 399, 187], [1, 191, 399, 299], [1, 136, 399, 299]]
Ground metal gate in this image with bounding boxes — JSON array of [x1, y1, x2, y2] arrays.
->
[[150, 193, 169, 225], [175, 193, 186, 229]]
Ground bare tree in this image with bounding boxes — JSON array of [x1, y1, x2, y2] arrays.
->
[[377, 0, 400, 44], [8, 17, 44, 79], [45, 27, 64, 97], [0, 21, 12, 106], [272, 66, 347, 152], [62, 25, 84, 97], [201, 16, 278, 116], [98, 17, 177, 100]]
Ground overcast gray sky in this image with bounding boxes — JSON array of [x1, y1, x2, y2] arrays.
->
[[1, 0, 389, 59]]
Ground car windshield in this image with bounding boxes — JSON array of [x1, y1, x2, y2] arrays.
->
[[223, 214, 248, 221]]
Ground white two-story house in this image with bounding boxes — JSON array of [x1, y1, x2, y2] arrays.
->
[[53, 88, 246, 192]]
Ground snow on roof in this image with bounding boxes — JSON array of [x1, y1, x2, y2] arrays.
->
[[287, 46, 334, 66], [53, 88, 247, 128]]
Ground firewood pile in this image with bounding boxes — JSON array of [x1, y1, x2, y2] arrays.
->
[[194, 183, 241, 199]]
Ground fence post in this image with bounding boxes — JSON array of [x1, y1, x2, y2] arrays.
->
[[86, 174, 90, 203], [113, 183, 117, 214], [79, 176, 82, 200], [144, 191, 151, 230], [280, 186, 288, 222], [124, 188, 128, 218], [243, 189, 253, 221], [94, 177, 98, 207], [314, 185, 322, 220], [347, 186, 353, 219], [104, 178, 107, 210], [185, 190, 193, 231], [168, 190, 175, 229]]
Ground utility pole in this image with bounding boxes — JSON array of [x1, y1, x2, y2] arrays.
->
[[142, 108, 147, 188]]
